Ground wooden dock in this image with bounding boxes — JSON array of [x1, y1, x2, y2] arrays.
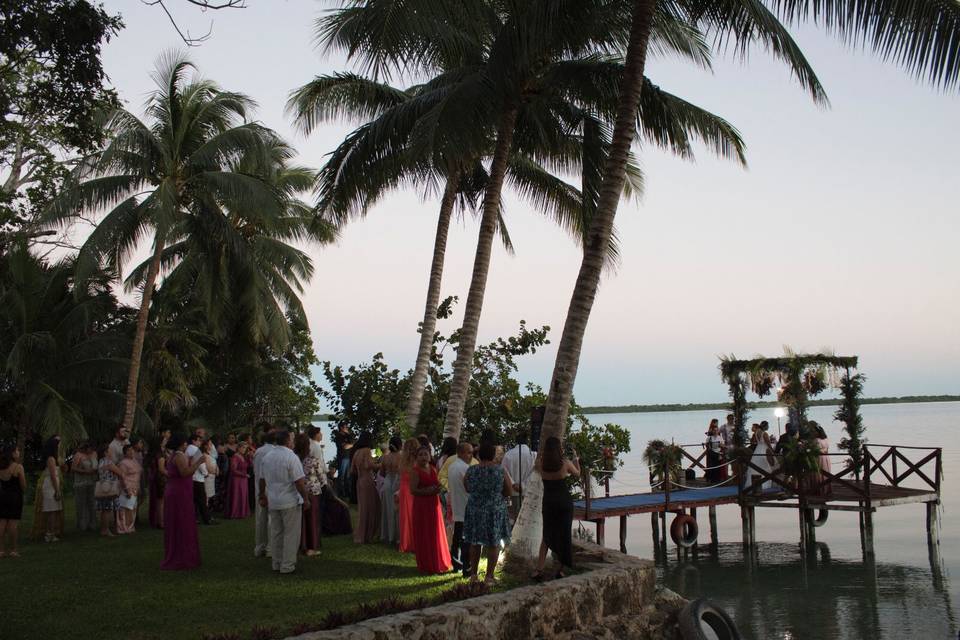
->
[[574, 444, 942, 558]]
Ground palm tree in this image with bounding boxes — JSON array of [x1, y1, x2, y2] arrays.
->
[[123, 136, 334, 358], [0, 246, 131, 450], [44, 52, 280, 431], [288, 71, 600, 432], [539, 0, 960, 441], [313, 1, 745, 439]]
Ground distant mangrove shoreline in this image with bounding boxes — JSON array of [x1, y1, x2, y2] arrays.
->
[[312, 394, 959, 422], [577, 395, 960, 415]]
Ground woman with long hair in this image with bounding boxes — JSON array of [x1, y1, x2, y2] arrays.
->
[[351, 432, 381, 543], [294, 433, 324, 555], [704, 419, 724, 483], [396, 437, 420, 552], [409, 446, 452, 574], [532, 436, 580, 581], [147, 431, 170, 528], [463, 441, 512, 584], [813, 422, 832, 498], [225, 442, 251, 519], [0, 446, 26, 557], [94, 443, 123, 537], [33, 436, 64, 542], [161, 433, 206, 570], [70, 441, 98, 532], [117, 444, 143, 534], [379, 436, 403, 544]]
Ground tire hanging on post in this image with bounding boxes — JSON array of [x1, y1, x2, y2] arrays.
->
[[670, 513, 698, 548]]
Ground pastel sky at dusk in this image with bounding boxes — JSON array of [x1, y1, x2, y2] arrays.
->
[[97, 1, 959, 407]]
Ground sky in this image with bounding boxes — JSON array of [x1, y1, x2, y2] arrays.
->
[[95, 0, 959, 407]]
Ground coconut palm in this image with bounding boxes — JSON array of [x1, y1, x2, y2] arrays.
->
[[314, 1, 747, 438], [122, 136, 334, 357], [43, 52, 281, 431], [289, 70, 610, 431], [0, 247, 131, 450], [538, 0, 960, 441]]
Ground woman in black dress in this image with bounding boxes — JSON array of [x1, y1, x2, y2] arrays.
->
[[533, 437, 580, 580], [0, 445, 26, 557]]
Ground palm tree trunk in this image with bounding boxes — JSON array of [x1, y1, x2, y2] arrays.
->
[[540, 0, 657, 442], [405, 176, 459, 430], [121, 239, 165, 431], [442, 107, 519, 440]]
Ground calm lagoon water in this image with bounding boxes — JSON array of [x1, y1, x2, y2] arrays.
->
[[584, 402, 959, 640]]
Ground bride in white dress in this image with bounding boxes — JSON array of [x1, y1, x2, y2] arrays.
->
[[746, 423, 775, 491]]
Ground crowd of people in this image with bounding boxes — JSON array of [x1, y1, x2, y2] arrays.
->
[[703, 414, 833, 494], [0, 422, 582, 582]]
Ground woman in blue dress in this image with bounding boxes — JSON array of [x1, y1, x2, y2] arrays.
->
[[463, 441, 513, 584]]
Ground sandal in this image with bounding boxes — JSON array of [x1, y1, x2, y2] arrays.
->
[[530, 570, 544, 582], [554, 570, 566, 580]]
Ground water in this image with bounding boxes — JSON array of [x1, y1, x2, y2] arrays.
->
[[581, 402, 959, 640]]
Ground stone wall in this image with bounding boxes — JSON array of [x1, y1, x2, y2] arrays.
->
[[286, 541, 684, 640]]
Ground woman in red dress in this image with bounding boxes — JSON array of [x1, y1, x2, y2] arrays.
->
[[161, 433, 205, 570], [409, 446, 452, 574], [225, 442, 250, 519], [397, 438, 419, 553]]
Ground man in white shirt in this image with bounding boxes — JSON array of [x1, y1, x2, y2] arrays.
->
[[720, 414, 735, 447], [501, 432, 536, 519], [252, 430, 277, 557], [108, 426, 130, 464], [186, 433, 213, 525], [447, 442, 473, 577], [308, 426, 325, 467], [259, 430, 309, 574]]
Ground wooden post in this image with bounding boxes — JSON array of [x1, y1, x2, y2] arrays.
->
[[596, 518, 606, 547], [619, 515, 628, 553], [741, 504, 751, 547], [862, 507, 875, 559], [709, 505, 718, 546], [805, 509, 816, 545], [926, 501, 940, 546], [690, 507, 698, 550], [748, 506, 756, 548], [798, 505, 808, 550]]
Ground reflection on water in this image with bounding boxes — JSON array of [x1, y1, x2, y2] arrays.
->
[[657, 541, 957, 640]]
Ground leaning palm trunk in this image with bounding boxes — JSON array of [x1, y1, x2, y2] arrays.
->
[[121, 239, 165, 431], [405, 177, 459, 429], [442, 108, 519, 440], [540, 0, 657, 443]]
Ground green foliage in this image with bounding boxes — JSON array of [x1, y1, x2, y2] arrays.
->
[[835, 371, 866, 470], [568, 412, 631, 493], [318, 353, 410, 443], [0, 0, 122, 238], [780, 435, 822, 477], [642, 439, 682, 485], [0, 247, 132, 447]]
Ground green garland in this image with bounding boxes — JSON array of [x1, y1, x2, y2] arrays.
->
[[834, 370, 866, 470]]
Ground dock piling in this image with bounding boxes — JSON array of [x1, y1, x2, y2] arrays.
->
[[619, 515, 628, 553], [709, 505, 718, 546], [926, 501, 940, 546]]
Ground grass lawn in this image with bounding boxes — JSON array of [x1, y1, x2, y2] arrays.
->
[[3, 498, 505, 640]]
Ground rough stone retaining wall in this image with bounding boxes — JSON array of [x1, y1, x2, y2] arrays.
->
[[287, 541, 684, 640]]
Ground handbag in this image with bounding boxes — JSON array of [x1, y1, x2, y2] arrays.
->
[[95, 478, 120, 499]]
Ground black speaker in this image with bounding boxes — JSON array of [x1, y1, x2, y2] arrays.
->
[[530, 405, 545, 452]]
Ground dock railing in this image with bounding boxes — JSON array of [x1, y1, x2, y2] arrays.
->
[[863, 444, 942, 493]]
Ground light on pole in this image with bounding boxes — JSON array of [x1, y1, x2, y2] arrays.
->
[[774, 407, 786, 436]]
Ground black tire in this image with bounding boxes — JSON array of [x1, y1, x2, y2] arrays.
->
[[670, 513, 698, 548], [812, 509, 829, 527], [678, 598, 743, 640]]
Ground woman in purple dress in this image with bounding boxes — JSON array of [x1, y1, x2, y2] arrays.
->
[[224, 442, 250, 519], [161, 433, 206, 570]]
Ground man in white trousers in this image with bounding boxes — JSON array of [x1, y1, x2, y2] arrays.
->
[[259, 429, 309, 574]]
